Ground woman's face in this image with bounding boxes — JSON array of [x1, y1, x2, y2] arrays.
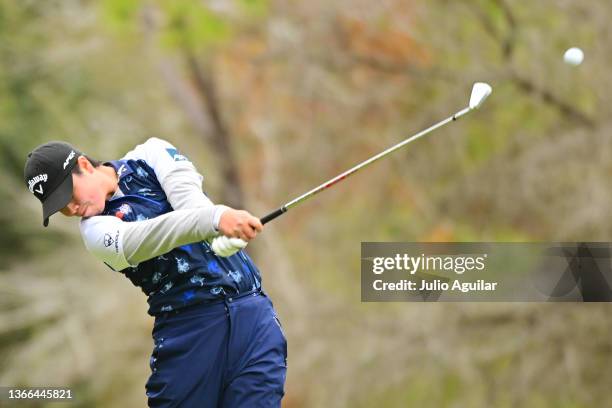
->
[[59, 158, 108, 218]]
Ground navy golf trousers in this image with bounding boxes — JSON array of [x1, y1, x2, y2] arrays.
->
[[145, 290, 288, 407]]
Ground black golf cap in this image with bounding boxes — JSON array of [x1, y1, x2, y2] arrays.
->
[[24, 141, 82, 227]]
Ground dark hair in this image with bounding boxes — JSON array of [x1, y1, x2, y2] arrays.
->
[[71, 155, 103, 175]]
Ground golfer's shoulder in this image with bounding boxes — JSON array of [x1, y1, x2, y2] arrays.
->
[[120, 137, 193, 184], [122, 137, 176, 162]]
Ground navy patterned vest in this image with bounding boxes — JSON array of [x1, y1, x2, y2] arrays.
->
[[101, 159, 262, 316]]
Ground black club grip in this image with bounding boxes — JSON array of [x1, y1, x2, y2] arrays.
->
[[260, 207, 286, 225]]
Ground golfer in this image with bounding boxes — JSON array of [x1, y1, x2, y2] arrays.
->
[[24, 137, 288, 407]]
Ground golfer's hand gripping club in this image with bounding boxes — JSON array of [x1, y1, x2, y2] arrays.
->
[[210, 209, 263, 257], [210, 236, 248, 257]]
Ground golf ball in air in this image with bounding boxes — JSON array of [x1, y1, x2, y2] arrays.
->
[[563, 47, 584, 66]]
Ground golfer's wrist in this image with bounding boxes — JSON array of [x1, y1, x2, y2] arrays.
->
[[213, 205, 230, 232]]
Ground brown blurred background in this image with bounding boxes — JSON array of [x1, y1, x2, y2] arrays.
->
[[1, 0, 612, 407]]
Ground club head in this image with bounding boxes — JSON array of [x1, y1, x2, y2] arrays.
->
[[469, 82, 492, 109]]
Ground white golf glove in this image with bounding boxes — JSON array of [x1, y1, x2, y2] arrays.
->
[[210, 235, 248, 257]]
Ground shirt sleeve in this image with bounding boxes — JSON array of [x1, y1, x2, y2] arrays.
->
[[79, 216, 131, 271], [80, 207, 219, 271], [122, 137, 228, 230]]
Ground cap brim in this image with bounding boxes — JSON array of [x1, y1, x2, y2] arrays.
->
[[42, 175, 73, 227]]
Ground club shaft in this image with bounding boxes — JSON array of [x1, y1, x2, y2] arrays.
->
[[261, 106, 472, 224]]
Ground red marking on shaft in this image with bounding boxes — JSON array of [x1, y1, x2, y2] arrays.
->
[[323, 174, 348, 190]]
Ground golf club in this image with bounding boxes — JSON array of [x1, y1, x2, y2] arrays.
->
[[260, 82, 493, 225]]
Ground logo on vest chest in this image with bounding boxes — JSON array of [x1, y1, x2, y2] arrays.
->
[[114, 203, 133, 220]]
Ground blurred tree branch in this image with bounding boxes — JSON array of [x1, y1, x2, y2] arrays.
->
[[141, 5, 244, 207], [511, 73, 595, 128], [184, 51, 244, 207]]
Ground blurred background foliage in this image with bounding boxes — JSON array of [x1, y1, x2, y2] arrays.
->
[[1, 0, 612, 407]]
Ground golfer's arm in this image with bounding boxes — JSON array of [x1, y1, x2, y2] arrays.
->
[[125, 137, 228, 228], [160, 165, 228, 230], [80, 207, 218, 271]]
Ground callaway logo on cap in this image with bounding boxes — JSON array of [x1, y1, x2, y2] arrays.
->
[[24, 141, 82, 227]]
